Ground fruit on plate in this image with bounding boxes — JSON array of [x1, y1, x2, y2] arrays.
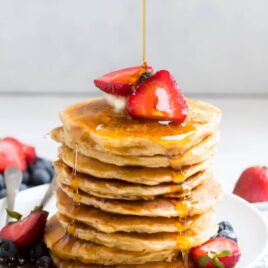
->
[[0, 137, 55, 199], [233, 166, 268, 202], [0, 238, 18, 264], [0, 208, 52, 267], [128, 70, 188, 123], [216, 221, 237, 242], [191, 237, 241, 268], [0, 207, 48, 250], [2, 137, 36, 164], [94, 65, 153, 96], [0, 139, 27, 172]]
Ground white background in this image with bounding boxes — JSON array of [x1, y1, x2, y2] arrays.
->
[[0, 0, 268, 95]]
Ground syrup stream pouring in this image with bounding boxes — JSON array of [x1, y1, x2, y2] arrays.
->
[[4, 167, 23, 224]]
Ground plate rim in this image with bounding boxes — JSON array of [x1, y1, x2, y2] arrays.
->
[[223, 192, 268, 268]]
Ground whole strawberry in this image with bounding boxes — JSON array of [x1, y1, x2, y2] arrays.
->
[[233, 166, 268, 202]]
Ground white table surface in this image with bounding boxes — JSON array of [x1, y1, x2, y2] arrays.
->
[[0, 96, 267, 193]]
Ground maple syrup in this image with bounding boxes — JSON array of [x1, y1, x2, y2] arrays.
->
[[67, 144, 80, 236], [64, 99, 197, 147], [142, 0, 147, 67], [174, 178, 192, 267], [172, 166, 188, 183]]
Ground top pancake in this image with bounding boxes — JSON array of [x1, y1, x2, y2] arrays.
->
[[59, 98, 221, 157]]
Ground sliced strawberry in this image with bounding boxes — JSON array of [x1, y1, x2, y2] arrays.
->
[[0, 140, 26, 172], [127, 70, 188, 123], [0, 208, 48, 251], [3, 137, 37, 164], [191, 237, 241, 268], [94, 66, 153, 96]]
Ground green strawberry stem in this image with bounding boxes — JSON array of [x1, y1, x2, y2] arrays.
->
[[6, 209, 22, 221], [198, 250, 231, 268]]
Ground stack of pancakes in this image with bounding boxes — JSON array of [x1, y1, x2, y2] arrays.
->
[[44, 98, 222, 267]]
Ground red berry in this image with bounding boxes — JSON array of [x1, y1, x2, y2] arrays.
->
[[0, 140, 26, 172], [0, 209, 48, 251], [3, 137, 37, 164], [94, 66, 153, 96], [233, 166, 268, 202], [22, 144, 36, 164], [191, 237, 241, 268], [127, 70, 188, 123]]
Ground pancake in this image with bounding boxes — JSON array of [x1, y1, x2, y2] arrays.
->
[[55, 160, 212, 200], [52, 256, 195, 268], [52, 127, 219, 168], [59, 98, 221, 156], [57, 213, 217, 252], [58, 145, 213, 185], [45, 216, 178, 265], [58, 177, 221, 218], [56, 189, 215, 234]]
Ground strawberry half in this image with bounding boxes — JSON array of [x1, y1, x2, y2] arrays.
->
[[94, 66, 153, 96], [127, 70, 188, 123], [191, 237, 241, 268], [0, 139, 26, 172], [3, 137, 37, 164], [0, 208, 48, 251]]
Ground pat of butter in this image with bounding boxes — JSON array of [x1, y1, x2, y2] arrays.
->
[[103, 93, 127, 113]]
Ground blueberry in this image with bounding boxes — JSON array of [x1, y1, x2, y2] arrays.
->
[[28, 159, 45, 173], [30, 242, 49, 261], [0, 189, 7, 199], [218, 221, 234, 233], [29, 158, 55, 181], [30, 169, 51, 186], [217, 229, 238, 242], [17, 256, 27, 265], [0, 174, 4, 190], [32, 158, 54, 175], [22, 171, 31, 185], [0, 238, 18, 261], [37, 255, 53, 268], [19, 184, 28, 191], [38, 158, 54, 178]]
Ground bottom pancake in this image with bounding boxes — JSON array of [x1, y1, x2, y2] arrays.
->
[[52, 255, 195, 268], [45, 216, 178, 265], [57, 212, 218, 251]]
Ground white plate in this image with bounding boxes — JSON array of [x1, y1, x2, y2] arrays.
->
[[0, 185, 267, 268]]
